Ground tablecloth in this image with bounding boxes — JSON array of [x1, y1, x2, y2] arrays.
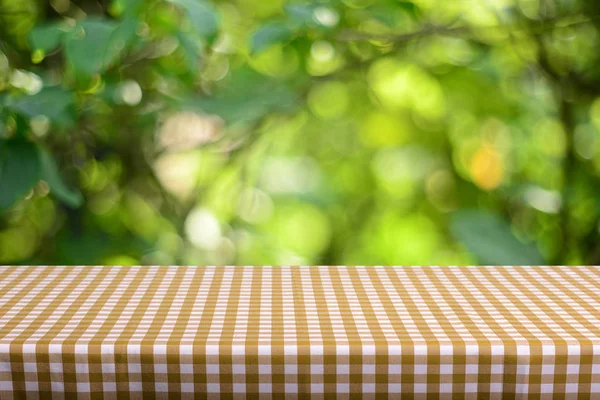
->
[[0, 266, 599, 399]]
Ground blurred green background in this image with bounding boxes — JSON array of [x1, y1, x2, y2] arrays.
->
[[1, 0, 600, 266]]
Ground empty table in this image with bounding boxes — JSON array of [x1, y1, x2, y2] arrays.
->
[[0, 266, 599, 398]]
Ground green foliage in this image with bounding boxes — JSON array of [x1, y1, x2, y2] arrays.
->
[[186, 68, 297, 123], [451, 210, 544, 265], [111, 0, 145, 17], [39, 149, 83, 208], [2, 0, 600, 265], [284, 4, 322, 29], [7, 87, 75, 125], [250, 22, 292, 55], [249, 2, 338, 54], [0, 139, 82, 210], [28, 23, 65, 53], [169, 0, 219, 40], [0, 140, 40, 210], [64, 18, 136, 77], [176, 30, 204, 70]]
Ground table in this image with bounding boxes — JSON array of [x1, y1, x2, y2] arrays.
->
[[0, 266, 599, 399]]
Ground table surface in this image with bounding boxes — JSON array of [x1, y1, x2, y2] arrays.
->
[[0, 265, 599, 398]]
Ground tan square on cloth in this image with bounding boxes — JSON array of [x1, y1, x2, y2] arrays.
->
[[0, 265, 599, 398]]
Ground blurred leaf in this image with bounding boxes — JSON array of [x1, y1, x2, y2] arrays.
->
[[0, 95, 7, 138], [169, 0, 219, 40], [451, 209, 544, 265], [64, 19, 117, 76], [107, 17, 140, 58], [64, 18, 138, 77], [396, 1, 421, 20], [367, 2, 420, 27], [56, 231, 146, 264], [176, 30, 204, 71], [39, 149, 82, 208], [28, 22, 69, 52], [0, 0, 39, 44], [7, 87, 75, 125], [186, 68, 297, 123], [57, 231, 110, 264], [250, 22, 292, 55], [111, 0, 144, 17], [0, 140, 41, 211], [249, 2, 335, 54], [284, 3, 317, 29], [440, 69, 514, 117]]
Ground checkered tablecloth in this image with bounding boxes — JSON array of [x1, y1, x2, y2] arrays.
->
[[0, 266, 599, 398]]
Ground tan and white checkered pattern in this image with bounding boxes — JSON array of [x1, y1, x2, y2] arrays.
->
[[0, 266, 599, 398]]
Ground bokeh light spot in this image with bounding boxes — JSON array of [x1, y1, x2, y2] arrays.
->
[[470, 144, 504, 190], [185, 207, 222, 250]]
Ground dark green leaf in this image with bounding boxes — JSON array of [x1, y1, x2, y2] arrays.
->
[[249, 22, 292, 55], [39, 149, 83, 208], [7, 87, 75, 125], [0, 95, 7, 138], [0, 140, 41, 211], [64, 18, 138, 77], [28, 22, 69, 52], [64, 19, 118, 77], [169, 0, 219, 40], [451, 209, 544, 265], [57, 231, 145, 264]]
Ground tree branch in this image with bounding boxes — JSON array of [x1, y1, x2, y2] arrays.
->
[[535, 33, 577, 265], [334, 13, 598, 44]]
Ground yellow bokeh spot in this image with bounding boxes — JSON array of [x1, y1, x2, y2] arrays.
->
[[470, 144, 504, 190]]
